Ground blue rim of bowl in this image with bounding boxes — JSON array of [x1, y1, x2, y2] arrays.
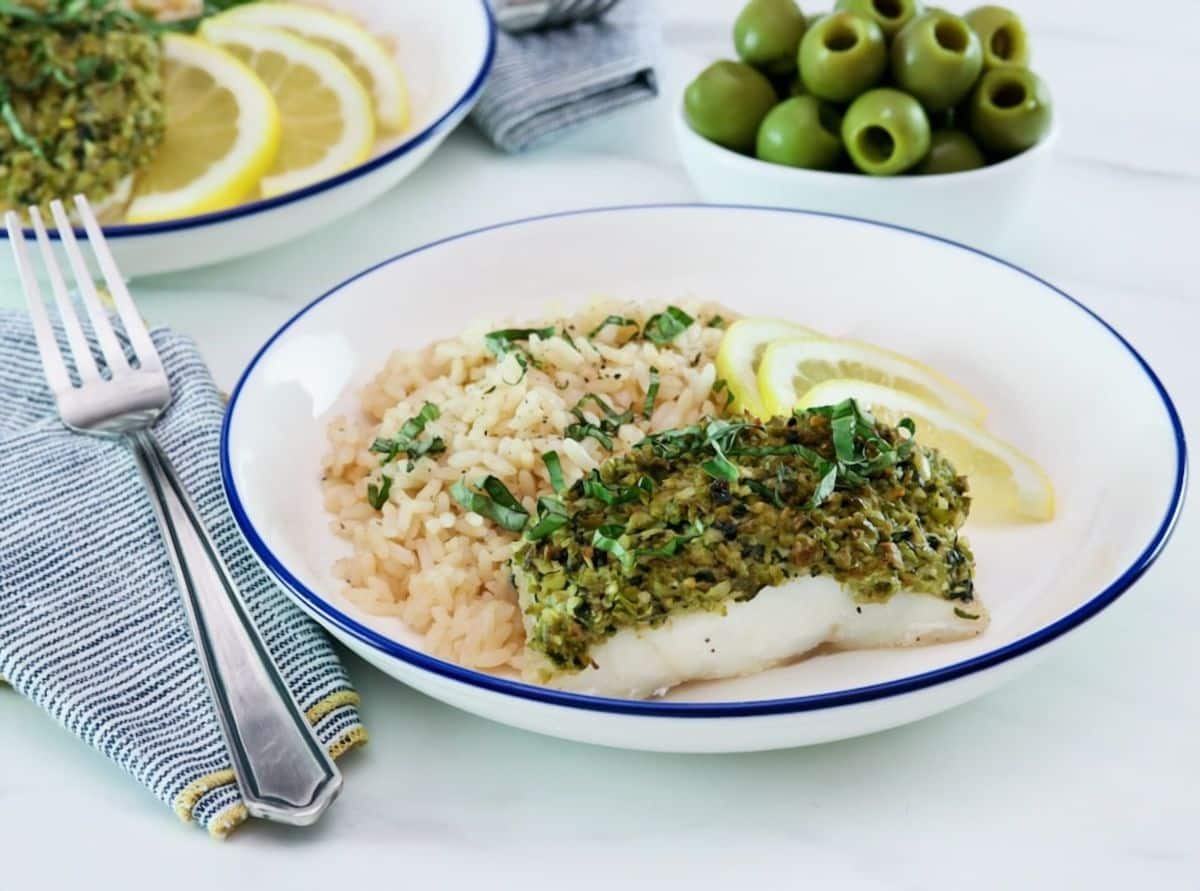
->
[[0, 0, 497, 241], [220, 203, 1188, 719]]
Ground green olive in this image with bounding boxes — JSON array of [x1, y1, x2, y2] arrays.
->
[[967, 66, 1051, 155], [891, 11, 983, 112], [756, 95, 844, 169], [735, 0, 808, 76], [834, 0, 924, 40], [684, 60, 779, 153], [798, 11, 887, 103], [964, 5, 1030, 69], [842, 87, 931, 175], [915, 129, 985, 173]]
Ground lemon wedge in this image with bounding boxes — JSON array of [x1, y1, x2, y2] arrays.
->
[[200, 20, 375, 198], [127, 34, 280, 223], [715, 318, 821, 419], [205, 2, 409, 132], [758, 336, 986, 422], [798, 379, 1055, 522]]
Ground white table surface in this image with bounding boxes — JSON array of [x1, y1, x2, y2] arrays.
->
[[3, 1, 1197, 886]]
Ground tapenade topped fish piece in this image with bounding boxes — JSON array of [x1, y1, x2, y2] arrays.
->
[[512, 400, 985, 696], [0, 0, 166, 210]]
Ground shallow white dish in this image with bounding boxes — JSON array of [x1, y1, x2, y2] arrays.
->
[[674, 104, 1057, 251], [0, 0, 494, 278], [222, 204, 1185, 753]]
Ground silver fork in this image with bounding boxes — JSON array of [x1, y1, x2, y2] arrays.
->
[[5, 196, 341, 827], [493, 0, 622, 32]]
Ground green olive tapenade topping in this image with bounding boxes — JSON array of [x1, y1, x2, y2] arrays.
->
[[512, 400, 975, 671], [0, 0, 168, 208]]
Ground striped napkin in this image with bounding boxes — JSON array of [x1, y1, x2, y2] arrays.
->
[[471, 0, 659, 152], [0, 309, 366, 838]]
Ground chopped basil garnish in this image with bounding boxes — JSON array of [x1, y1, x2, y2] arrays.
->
[[580, 470, 654, 506], [636, 520, 705, 559], [574, 393, 634, 427], [953, 608, 980, 620], [366, 474, 393, 510], [483, 327, 556, 358], [701, 454, 739, 482], [712, 377, 735, 412], [451, 476, 529, 532], [805, 461, 839, 509], [565, 392, 633, 451], [698, 419, 744, 482], [526, 496, 569, 541], [643, 366, 660, 420], [370, 402, 446, 470], [581, 471, 616, 504], [542, 450, 566, 494], [564, 421, 613, 451], [744, 477, 784, 508], [643, 306, 695, 345], [592, 524, 635, 571], [587, 315, 639, 339], [831, 408, 858, 465], [485, 327, 555, 385], [707, 314, 728, 329]]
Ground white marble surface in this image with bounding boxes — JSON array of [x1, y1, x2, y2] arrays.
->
[[2, 0, 1197, 886]]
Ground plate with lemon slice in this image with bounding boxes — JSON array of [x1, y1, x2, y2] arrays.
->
[[222, 204, 1185, 752], [2, 0, 494, 276]]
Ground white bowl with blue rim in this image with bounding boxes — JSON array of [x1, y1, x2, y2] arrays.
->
[[0, 0, 495, 278], [221, 204, 1186, 753]]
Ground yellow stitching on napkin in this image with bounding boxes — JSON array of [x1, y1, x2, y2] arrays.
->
[[175, 769, 237, 823], [209, 803, 249, 840], [328, 725, 368, 761], [175, 720, 367, 837], [306, 689, 361, 724], [201, 726, 367, 839]]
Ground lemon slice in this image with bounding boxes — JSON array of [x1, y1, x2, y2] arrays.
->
[[127, 34, 280, 223], [798, 379, 1054, 522], [716, 318, 821, 419], [758, 336, 986, 422], [206, 2, 409, 132], [200, 21, 375, 198]]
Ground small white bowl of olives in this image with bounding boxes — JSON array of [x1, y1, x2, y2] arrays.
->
[[674, 1, 1056, 248]]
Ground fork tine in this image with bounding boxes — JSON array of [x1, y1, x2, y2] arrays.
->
[[48, 198, 130, 376], [6, 211, 76, 393], [27, 207, 103, 386], [74, 195, 161, 373]]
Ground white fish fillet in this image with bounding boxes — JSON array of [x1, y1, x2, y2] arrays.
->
[[521, 575, 987, 700]]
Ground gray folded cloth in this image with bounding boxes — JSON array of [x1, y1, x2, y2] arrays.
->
[[0, 309, 366, 839], [471, 0, 659, 152]]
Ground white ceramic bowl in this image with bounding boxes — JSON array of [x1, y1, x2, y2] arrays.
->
[[674, 105, 1057, 250], [0, 0, 495, 278], [222, 205, 1185, 753]]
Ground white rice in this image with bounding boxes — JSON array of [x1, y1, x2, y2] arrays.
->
[[321, 298, 732, 671]]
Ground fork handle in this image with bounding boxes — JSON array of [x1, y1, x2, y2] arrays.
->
[[128, 428, 342, 826]]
